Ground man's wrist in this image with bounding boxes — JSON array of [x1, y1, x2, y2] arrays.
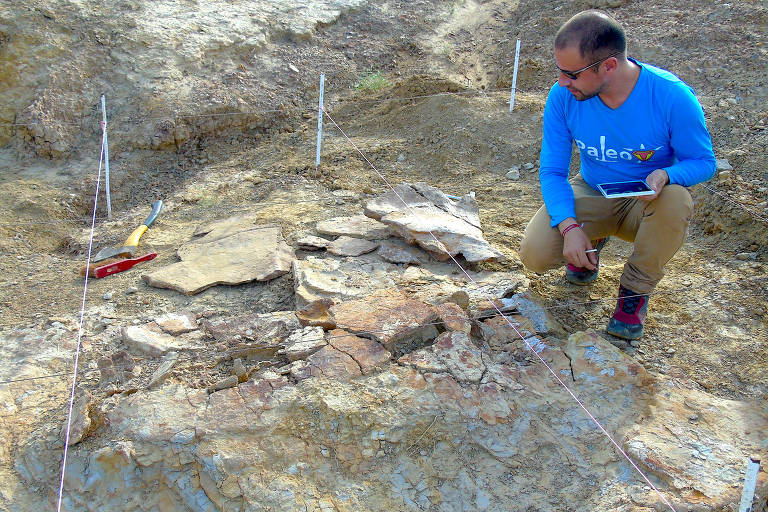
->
[[560, 222, 582, 237], [558, 218, 580, 235]]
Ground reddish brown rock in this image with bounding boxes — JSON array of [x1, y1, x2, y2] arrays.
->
[[328, 329, 392, 374], [435, 302, 471, 334], [472, 314, 536, 351], [432, 331, 485, 383], [291, 346, 362, 382], [296, 299, 337, 330], [329, 288, 438, 353]]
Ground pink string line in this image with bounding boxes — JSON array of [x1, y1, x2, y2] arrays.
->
[[56, 124, 106, 512], [321, 107, 678, 512]]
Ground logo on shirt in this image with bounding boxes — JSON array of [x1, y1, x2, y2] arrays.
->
[[574, 136, 661, 163], [632, 150, 656, 162]]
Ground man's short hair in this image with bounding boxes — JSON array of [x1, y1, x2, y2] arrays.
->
[[554, 10, 626, 61]]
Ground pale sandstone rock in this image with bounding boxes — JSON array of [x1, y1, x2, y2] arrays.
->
[[397, 265, 529, 312], [154, 312, 198, 335], [148, 351, 179, 389], [203, 310, 299, 342], [316, 214, 391, 240], [364, 182, 504, 263], [121, 325, 190, 355], [60, 391, 92, 446], [329, 288, 439, 353], [143, 223, 294, 295], [327, 236, 379, 256], [232, 358, 247, 382], [280, 326, 327, 361], [29, 347, 766, 512]]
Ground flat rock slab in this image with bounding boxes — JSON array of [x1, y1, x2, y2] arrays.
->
[[202, 311, 299, 360], [293, 256, 401, 308], [316, 214, 391, 240], [364, 182, 504, 263], [327, 236, 379, 257], [434, 302, 472, 334], [329, 288, 439, 354], [143, 222, 294, 295]]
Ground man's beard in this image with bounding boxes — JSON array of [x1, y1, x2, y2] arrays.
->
[[568, 87, 599, 101]]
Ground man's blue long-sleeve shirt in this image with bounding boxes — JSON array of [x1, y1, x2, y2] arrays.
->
[[539, 59, 716, 227]]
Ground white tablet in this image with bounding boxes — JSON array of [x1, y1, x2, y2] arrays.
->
[[596, 180, 655, 198]]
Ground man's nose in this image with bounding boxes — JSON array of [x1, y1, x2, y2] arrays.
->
[[557, 74, 572, 87]]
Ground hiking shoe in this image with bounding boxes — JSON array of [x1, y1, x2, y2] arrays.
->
[[606, 285, 649, 340], [565, 237, 609, 285]]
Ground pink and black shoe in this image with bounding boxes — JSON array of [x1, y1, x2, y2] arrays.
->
[[565, 237, 609, 285], [606, 285, 649, 340]]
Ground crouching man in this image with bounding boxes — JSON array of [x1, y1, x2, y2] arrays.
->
[[519, 10, 715, 340]]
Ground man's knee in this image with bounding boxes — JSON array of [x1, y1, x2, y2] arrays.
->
[[656, 185, 694, 220], [519, 235, 552, 273]]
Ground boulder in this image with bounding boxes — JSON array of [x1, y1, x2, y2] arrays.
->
[[364, 182, 504, 263]]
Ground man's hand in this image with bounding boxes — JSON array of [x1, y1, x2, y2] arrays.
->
[[558, 218, 597, 270], [640, 169, 670, 201]]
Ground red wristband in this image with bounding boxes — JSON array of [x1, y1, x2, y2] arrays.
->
[[561, 223, 582, 237]]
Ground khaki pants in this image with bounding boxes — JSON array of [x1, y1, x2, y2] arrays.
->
[[519, 177, 693, 294]]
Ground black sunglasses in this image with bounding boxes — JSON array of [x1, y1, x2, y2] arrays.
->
[[556, 50, 623, 80]]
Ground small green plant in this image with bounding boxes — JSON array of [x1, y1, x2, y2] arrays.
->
[[354, 70, 391, 92]]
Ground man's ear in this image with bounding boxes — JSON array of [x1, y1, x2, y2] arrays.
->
[[603, 56, 619, 74]]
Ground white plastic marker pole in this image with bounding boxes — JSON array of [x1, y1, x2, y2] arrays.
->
[[100, 95, 112, 219], [315, 73, 325, 171], [738, 456, 761, 512], [509, 38, 521, 113]]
